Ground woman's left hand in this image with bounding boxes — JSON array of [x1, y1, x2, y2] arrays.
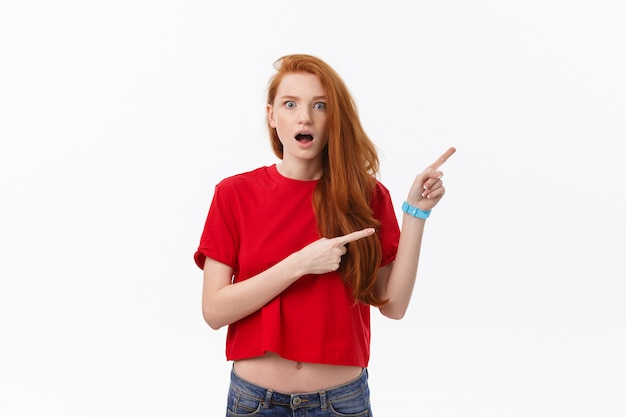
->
[[406, 147, 456, 212]]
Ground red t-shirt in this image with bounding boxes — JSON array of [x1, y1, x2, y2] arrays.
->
[[194, 165, 400, 367]]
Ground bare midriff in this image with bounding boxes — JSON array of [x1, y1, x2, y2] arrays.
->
[[233, 351, 363, 394]]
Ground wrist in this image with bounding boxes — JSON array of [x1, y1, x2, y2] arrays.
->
[[402, 201, 431, 219], [285, 251, 305, 279]]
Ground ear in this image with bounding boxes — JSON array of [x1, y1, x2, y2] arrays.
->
[[266, 104, 276, 128]]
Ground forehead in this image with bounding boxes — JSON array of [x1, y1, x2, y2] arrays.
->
[[276, 72, 325, 96]]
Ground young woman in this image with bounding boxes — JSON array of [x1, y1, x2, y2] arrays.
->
[[194, 54, 455, 416]]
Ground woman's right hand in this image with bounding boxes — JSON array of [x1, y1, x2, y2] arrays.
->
[[294, 228, 376, 275]]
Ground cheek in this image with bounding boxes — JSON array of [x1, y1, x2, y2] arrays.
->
[[317, 115, 329, 135], [313, 111, 327, 124], [272, 111, 289, 128], [273, 118, 289, 143]]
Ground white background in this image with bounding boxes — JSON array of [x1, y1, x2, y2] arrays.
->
[[1, 1, 625, 416]]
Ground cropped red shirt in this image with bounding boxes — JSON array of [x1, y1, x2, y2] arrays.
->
[[194, 165, 400, 367]]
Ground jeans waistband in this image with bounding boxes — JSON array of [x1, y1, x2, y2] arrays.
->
[[230, 367, 369, 410]]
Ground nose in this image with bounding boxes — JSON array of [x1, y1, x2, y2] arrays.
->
[[298, 107, 312, 125]]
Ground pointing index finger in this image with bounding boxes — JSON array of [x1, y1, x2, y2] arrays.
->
[[335, 228, 376, 245], [428, 146, 456, 170]]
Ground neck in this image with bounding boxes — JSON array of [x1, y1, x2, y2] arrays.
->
[[276, 159, 324, 181]]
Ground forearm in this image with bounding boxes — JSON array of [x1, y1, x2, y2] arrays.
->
[[378, 214, 426, 319], [379, 147, 455, 318], [202, 253, 304, 330], [203, 229, 377, 329]]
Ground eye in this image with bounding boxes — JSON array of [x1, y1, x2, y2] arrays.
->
[[285, 101, 296, 109], [314, 102, 326, 110]]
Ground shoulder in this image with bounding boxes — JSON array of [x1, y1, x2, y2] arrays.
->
[[372, 178, 393, 201], [211, 166, 278, 206], [216, 166, 272, 190], [369, 178, 397, 219]]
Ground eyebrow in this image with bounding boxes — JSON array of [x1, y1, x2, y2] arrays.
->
[[280, 95, 327, 101]]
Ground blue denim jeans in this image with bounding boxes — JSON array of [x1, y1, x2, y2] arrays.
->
[[225, 367, 373, 416]]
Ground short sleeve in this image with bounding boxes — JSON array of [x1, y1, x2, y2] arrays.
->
[[371, 181, 400, 266], [193, 182, 240, 271]]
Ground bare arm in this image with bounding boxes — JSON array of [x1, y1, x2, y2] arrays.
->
[[202, 255, 301, 330], [376, 147, 456, 319], [202, 228, 376, 329]]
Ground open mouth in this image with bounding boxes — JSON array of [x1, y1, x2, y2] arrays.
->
[[295, 133, 314, 143]]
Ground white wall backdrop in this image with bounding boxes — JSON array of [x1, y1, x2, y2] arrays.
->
[[1, 1, 624, 416]]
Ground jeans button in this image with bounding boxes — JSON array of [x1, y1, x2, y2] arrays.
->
[[292, 397, 302, 406]]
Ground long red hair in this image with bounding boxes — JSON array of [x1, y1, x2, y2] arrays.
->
[[266, 54, 387, 307]]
